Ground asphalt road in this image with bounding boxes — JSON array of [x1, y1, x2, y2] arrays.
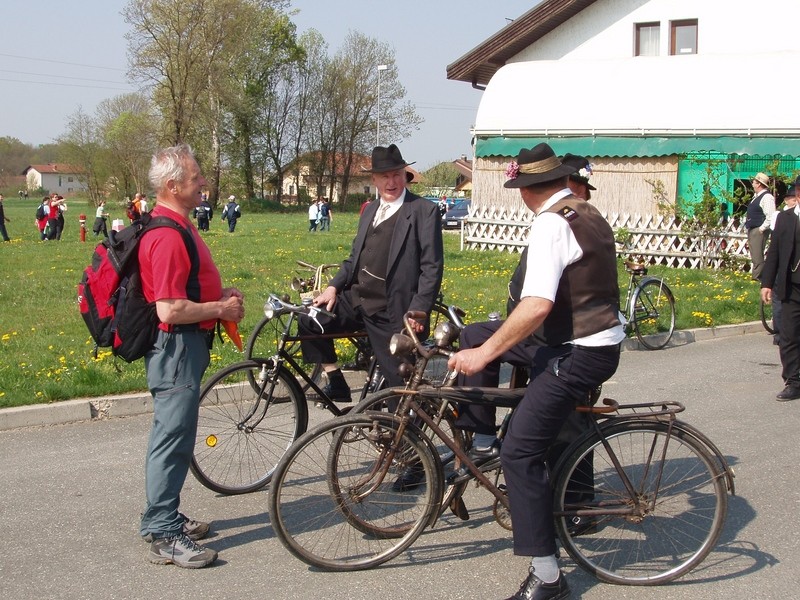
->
[[1, 330, 798, 600]]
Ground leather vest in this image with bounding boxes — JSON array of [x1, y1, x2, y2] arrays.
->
[[350, 210, 400, 315], [507, 197, 620, 346], [746, 191, 767, 230]]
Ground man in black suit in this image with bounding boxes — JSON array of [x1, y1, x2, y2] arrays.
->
[[761, 177, 800, 401], [300, 144, 443, 400]]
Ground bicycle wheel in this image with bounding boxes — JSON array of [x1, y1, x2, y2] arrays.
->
[[631, 279, 676, 350], [553, 420, 728, 585], [191, 359, 308, 495], [351, 389, 469, 515], [268, 413, 442, 571], [760, 299, 775, 334]]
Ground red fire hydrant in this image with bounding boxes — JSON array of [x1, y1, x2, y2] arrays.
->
[[79, 214, 87, 242]]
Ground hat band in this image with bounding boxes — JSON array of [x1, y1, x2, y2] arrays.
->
[[519, 156, 563, 174]]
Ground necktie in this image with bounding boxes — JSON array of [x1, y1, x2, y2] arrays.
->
[[373, 202, 390, 227]]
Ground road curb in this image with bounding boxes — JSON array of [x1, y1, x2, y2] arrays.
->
[[0, 321, 770, 431]]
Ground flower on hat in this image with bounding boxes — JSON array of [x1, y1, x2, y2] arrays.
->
[[505, 161, 520, 179], [578, 164, 593, 180]]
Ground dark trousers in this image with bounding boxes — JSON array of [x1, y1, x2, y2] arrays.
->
[[197, 217, 209, 231], [298, 290, 405, 387], [0, 219, 9, 241], [502, 343, 619, 557], [779, 293, 800, 386]]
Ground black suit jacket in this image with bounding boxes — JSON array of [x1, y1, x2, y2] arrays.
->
[[330, 191, 443, 326], [762, 208, 798, 301]]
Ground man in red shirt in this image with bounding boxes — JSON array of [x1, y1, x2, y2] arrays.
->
[[138, 144, 244, 569]]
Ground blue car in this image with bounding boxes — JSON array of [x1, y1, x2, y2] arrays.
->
[[442, 199, 471, 229]]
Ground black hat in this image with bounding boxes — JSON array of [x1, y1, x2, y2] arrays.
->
[[504, 143, 577, 188], [562, 153, 597, 191], [362, 144, 415, 173]]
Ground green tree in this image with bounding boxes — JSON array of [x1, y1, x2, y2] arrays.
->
[[57, 108, 109, 206]]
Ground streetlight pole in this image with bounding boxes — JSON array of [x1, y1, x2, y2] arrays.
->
[[375, 64, 388, 199]]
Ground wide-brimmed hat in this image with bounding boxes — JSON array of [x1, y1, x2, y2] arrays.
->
[[362, 144, 415, 173], [504, 143, 577, 188], [786, 185, 796, 198], [753, 173, 770, 187], [561, 153, 597, 191]]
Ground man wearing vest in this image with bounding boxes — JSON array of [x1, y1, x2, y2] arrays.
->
[[747, 172, 776, 281], [298, 144, 443, 404], [761, 176, 800, 401], [447, 144, 625, 600]]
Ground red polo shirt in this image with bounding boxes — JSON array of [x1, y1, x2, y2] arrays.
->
[[138, 205, 223, 331]]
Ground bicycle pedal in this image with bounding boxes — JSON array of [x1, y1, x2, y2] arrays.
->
[[449, 497, 470, 521]]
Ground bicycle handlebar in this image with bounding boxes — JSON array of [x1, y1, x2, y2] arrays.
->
[[264, 293, 336, 334]]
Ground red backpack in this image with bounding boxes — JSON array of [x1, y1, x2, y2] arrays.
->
[[77, 213, 199, 362]]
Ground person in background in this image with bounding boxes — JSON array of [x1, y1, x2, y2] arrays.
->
[[766, 184, 797, 346], [308, 199, 320, 231], [93, 200, 110, 238], [747, 172, 776, 280], [299, 144, 443, 408], [137, 192, 149, 214], [318, 198, 331, 231], [762, 176, 800, 401], [55, 195, 67, 240], [561, 153, 596, 201], [36, 197, 50, 240], [46, 194, 64, 241], [221, 195, 241, 233], [194, 195, 213, 231], [0, 194, 11, 242], [448, 143, 624, 600], [138, 144, 244, 568]]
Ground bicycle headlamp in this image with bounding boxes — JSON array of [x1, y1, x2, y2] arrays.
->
[[433, 321, 459, 348], [389, 332, 415, 356], [264, 300, 280, 319]]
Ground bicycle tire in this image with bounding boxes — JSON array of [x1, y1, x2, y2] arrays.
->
[[760, 299, 775, 335], [552, 420, 728, 585], [268, 413, 442, 571], [351, 389, 470, 516], [631, 279, 676, 350], [191, 359, 308, 495]]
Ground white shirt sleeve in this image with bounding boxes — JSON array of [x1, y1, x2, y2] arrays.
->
[[519, 212, 584, 301]]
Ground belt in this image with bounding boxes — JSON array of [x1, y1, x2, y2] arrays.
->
[[170, 324, 213, 334]]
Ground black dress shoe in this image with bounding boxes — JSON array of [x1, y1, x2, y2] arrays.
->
[[392, 463, 425, 492], [776, 384, 800, 401], [446, 441, 501, 484], [504, 569, 570, 600]]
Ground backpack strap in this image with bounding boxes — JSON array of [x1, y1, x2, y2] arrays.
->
[[140, 214, 201, 303]]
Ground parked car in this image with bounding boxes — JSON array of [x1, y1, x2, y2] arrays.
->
[[442, 199, 471, 229]]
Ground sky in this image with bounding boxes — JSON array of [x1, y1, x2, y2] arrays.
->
[[1, 0, 536, 170]]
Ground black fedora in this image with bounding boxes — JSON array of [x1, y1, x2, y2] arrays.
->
[[504, 143, 576, 188], [363, 144, 415, 173], [562, 153, 597, 191]]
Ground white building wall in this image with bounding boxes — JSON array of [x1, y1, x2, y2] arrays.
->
[[512, 0, 800, 62]]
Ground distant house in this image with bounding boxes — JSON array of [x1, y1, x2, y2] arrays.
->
[[22, 164, 88, 195], [447, 0, 800, 218], [281, 152, 420, 203], [453, 156, 472, 194]]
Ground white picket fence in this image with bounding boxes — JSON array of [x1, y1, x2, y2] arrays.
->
[[460, 207, 750, 270]]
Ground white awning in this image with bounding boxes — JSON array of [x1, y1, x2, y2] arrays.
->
[[474, 52, 800, 137]]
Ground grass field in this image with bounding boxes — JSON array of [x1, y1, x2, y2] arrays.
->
[[0, 195, 763, 408]]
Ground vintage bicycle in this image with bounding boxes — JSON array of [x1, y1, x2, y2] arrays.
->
[[267, 310, 735, 584], [190, 293, 463, 495], [621, 260, 676, 350]]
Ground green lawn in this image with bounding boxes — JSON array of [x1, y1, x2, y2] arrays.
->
[[0, 196, 763, 408]]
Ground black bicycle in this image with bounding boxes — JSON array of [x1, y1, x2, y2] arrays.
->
[[268, 310, 734, 584], [622, 261, 676, 350], [190, 294, 463, 495]]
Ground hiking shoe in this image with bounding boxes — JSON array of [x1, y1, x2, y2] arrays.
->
[[142, 513, 210, 543], [148, 532, 218, 569]]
